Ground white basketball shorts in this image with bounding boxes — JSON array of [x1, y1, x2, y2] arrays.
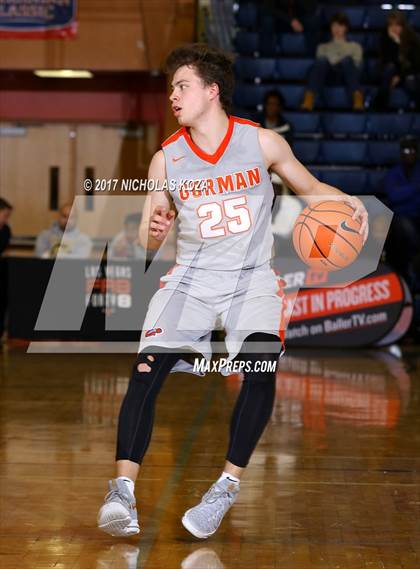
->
[[138, 262, 285, 376]]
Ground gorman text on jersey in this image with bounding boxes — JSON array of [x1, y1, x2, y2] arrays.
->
[[178, 166, 261, 201]]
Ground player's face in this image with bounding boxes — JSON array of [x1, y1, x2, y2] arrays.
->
[[169, 65, 212, 126]]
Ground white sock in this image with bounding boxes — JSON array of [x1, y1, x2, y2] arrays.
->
[[218, 471, 240, 485], [117, 476, 135, 495]]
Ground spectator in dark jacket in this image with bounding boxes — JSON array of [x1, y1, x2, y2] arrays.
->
[[258, 90, 293, 145], [0, 198, 12, 341], [373, 11, 420, 110], [261, 0, 320, 55], [0, 198, 12, 255], [383, 137, 420, 284]]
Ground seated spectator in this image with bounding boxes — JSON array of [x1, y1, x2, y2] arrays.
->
[[383, 137, 420, 285], [258, 90, 293, 191], [301, 12, 364, 111], [261, 0, 320, 55], [373, 11, 420, 111], [258, 90, 293, 145], [0, 198, 12, 342], [108, 213, 147, 260], [0, 198, 12, 255], [35, 203, 92, 258]]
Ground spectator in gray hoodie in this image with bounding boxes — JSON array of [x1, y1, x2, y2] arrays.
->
[[301, 12, 364, 111]]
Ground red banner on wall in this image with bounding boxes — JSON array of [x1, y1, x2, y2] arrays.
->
[[0, 0, 77, 39], [289, 273, 403, 322], [284, 265, 412, 348]]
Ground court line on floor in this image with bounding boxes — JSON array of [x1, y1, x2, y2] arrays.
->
[[138, 377, 219, 568], [183, 479, 420, 486], [187, 454, 420, 460]]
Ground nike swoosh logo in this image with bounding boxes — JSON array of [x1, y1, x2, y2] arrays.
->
[[172, 155, 185, 162], [340, 220, 359, 234]]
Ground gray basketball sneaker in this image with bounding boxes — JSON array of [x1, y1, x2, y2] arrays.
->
[[182, 478, 240, 539], [97, 478, 140, 537]]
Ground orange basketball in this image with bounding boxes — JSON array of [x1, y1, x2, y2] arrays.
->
[[292, 200, 364, 271]]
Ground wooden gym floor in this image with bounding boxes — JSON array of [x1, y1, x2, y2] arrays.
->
[[0, 345, 419, 569]]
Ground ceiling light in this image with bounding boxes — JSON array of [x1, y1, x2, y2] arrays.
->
[[34, 69, 93, 79]]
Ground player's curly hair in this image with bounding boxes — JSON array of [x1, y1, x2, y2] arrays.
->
[[165, 43, 234, 113]]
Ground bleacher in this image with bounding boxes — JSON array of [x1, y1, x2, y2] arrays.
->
[[233, 2, 420, 195]]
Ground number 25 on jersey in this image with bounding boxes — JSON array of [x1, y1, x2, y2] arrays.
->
[[197, 195, 252, 239]]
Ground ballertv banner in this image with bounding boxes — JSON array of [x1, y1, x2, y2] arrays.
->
[[0, 0, 77, 38], [284, 265, 413, 348]]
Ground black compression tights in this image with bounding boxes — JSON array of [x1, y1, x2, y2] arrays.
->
[[116, 333, 282, 468], [116, 350, 180, 463]]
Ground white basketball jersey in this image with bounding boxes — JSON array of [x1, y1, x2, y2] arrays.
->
[[162, 115, 274, 271]]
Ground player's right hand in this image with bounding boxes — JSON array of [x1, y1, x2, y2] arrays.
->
[[149, 205, 175, 241]]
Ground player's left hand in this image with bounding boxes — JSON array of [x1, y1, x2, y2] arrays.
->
[[341, 195, 369, 244]]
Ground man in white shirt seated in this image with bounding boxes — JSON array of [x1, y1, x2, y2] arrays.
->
[[35, 203, 92, 259]]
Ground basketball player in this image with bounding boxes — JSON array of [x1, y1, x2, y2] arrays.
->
[[98, 44, 368, 539]]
